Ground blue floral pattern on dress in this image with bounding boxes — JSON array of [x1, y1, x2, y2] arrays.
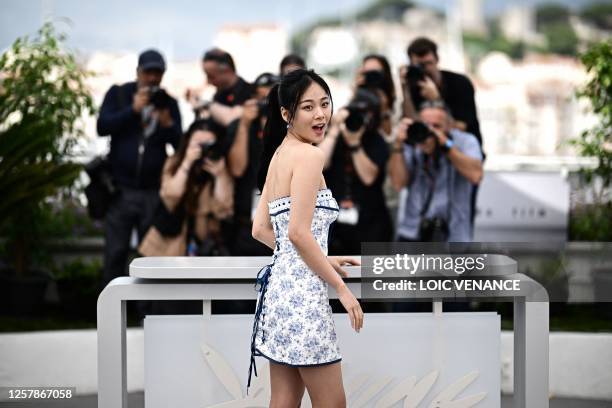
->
[[252, 188, 342, 367]]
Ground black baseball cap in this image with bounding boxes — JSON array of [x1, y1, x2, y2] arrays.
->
[[138, 49, 166, 72]]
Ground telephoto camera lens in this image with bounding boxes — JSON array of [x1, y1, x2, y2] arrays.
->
[[405, 64, 426, 84], [405, 121, 434, 145], [149, 86, 172, 109], [405, 64, 427, 99], [345, 106, 365, 132], [199, 140, 222, 161]]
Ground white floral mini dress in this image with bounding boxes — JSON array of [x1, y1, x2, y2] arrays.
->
[[248, 188, 341, 390]]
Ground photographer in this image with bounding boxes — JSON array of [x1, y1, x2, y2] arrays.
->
[[138, 119, 234, 257], [400, 37, 482, 147], [96, 49, 182, 288], [319, 88, 393, 255], [225, 73, 279, 256], [388, 101, 483, 242]]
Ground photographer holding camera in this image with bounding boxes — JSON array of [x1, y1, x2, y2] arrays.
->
[[96, 49, 182, 288], [138, 119, 234, 257], [400, 37, 482, 147], [319, 88, 393, 255], [225, 72, 279, 256], [388, 101, 483, 242]]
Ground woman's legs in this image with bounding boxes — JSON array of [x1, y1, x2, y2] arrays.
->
[[298, 362, 346, 408], [270, 362, 305, 407]]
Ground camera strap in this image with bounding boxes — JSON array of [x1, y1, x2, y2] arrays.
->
[[418, 152, 452, 224], [419, 154, 436, 218], [444, 132, 454, 226], [134, 87, 151, 186], [445, 158, 453, 225]]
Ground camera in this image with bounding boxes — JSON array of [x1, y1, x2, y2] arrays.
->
[[361, 70, 385, 89], [404, 121, 434, 145], [405, 64, 427, 99], [199, 140, 222, 161], [406, 64, 426, 84], [148, 86, 172, 109], [418, 217, 449, 242], [344, 100, 369, 132], [343, 88, 381, 132], [187, 119, 225, 168]]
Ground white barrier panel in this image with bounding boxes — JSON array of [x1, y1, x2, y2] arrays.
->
[[144, 312, 500, 407]]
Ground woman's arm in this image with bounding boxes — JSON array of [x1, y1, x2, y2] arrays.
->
[[339, 123, 379, 186], [159, 158, 191, 211], [202, 158, 234, 209], [252, 183, 276, 251], [350, 146, 379, 186], [228, 100, 258, 177], [209, 102, 244, 127]]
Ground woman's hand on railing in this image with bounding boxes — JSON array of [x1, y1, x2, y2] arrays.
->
[[327, 256, 360, 278]]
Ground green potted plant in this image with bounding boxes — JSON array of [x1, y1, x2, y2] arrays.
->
[[0, 22, 95, 316]]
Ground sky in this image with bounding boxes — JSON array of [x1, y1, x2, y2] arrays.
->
[[0, 0, 604, 61]]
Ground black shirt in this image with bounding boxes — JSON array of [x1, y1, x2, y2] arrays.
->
[[96, 82, 182, 189], [323, 130, 390, 222], [213, 77, 254, 107], [411, 70, 482, 147], [226, 118, 264, 220]]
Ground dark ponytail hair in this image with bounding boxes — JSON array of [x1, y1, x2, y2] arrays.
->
[[256, 69, 333, 192]]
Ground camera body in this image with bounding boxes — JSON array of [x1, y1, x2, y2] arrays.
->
[[198, 140, 222, 162], [406, 64, 426, 84], [344, 100, 369, 132], [343, 88, 382, 132], [404, 121, 434, 146], [405, 64, 427, 100], [148, 86, 172, 109], [362, 70, 385, 89], [187, 119, 225, 169]]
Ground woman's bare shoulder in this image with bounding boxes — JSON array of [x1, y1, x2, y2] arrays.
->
[[290, 143, 324, 165]]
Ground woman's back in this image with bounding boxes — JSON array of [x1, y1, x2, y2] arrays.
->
[[265, 142, 326, 203]]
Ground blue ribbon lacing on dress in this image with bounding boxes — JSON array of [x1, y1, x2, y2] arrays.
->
[[247, 247, 278, 394]]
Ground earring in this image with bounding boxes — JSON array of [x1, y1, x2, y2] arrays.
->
[[286, 123, 291, 129]]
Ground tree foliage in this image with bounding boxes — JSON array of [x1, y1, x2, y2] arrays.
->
[[580, 2, 612, 31], [0, 22, 95, 274], [569, 40, 612, 240]]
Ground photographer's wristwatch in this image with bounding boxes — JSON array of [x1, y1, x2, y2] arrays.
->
[[348, 143, 361, 153], [441, 138, 454, 153]]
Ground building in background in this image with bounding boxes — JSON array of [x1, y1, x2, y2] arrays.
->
[[213, 23, 288, 81], [499, 4, 546, 46]]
